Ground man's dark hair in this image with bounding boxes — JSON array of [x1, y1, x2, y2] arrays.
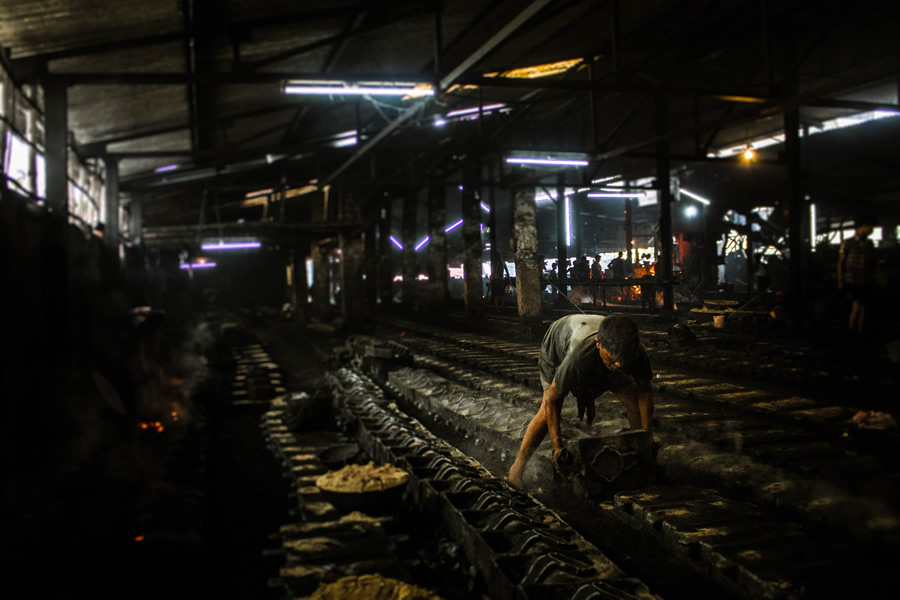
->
[[597, 315, 642, 364], [857, 214, 877, 227]]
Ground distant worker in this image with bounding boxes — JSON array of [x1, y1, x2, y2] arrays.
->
[[608, 252, 627, 301], [590, 255, 605, 307], [609, 252, 626, 279], [508, 314, 654, 488], [837, 216, 878, 335]]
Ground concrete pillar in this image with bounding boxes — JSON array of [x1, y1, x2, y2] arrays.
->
[[103, 156, 119, 249], [364, 223, 378, 308], [377, 200, 393, 306], [624, 196, 634, 270], [572, 188, 582, 259], [311, 242, 330, 321], [131, 198, 144, 246], [785, 108, 805, 312], [426, 182, 448, 307], [402, 192, 417, 308], [555, 174, 567, 301], [656, 95, 675, 316], [340, 231, 365, 330], [44, 79, 68, 217], [43, 77, 70, 359], [488, 162, 503, 300], [461, 158, 483, 319], [513, 187, 542, 324]]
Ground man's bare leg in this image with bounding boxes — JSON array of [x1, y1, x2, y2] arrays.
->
[[849, 300, 860, 332]]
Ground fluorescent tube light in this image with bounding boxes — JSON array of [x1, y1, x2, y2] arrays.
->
[[180, 262, 216, 270], [389, 235, 404, 250], [480, 202, 491, 213], [155, 164, 179, 173], [587, 192, 643, 199], [245, 188, 273, 199], [444, 219, 463, 233], [679, 188, 711, 205], [565, 195, 571, 247], [414, 236, 430, 251], [332, 136, 358, 148], [284, 80, 434, 97], [506, 157, 589, 167], [202, 241, 261, 250], [446, 103, 506, 118]]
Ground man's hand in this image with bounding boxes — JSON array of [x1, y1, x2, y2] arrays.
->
[[552, 446, 577, 475]]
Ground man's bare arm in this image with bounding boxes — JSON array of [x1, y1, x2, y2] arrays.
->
[[508, 380, 563, 486], [542, 381, 565, 456], [636, 379, 654, 432]]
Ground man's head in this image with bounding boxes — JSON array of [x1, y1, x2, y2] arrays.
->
[[595, 315, 642, 371], [856, 215, 877, 238], [617, 252, 623, 258]]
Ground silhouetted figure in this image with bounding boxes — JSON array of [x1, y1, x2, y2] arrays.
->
[[837, 216, 877, 335]]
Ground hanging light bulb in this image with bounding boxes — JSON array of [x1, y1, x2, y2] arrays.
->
[[742, 145, 756, 161]]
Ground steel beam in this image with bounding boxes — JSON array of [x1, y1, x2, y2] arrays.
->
[[321, 0, 552, 187], [465, 75, 768, 103], [54, 71, 429, 85]]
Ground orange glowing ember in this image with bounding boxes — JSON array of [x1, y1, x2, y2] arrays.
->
[[134, 535, 144, 542]]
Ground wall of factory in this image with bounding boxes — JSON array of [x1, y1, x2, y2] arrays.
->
[[1, 185, 147, 526]]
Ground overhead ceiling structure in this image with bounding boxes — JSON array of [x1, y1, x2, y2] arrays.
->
[[1, 0, 898, 228]]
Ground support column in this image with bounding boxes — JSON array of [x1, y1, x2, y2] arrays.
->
[[131, 198, 144, 246], [785, 108, 805, 313], [340, 231, 365, 330], [377, 200, 393, 306], [103, 156, 120, 249], [656, 95, 675, 317], [513, 187, 542, 324], [555, 174, 567, 302], [488, 161, 502, 301], [461, 158, 483, 319], [402, 192, 417, 308], [44, 79, 68, 217], [364, 223, 378, 308], [43, 77, 70, 359], [426, 182, 448, 307], [311, 242, 331, 321], [624, 196, 634, 270], [572, 187, 582, 259]]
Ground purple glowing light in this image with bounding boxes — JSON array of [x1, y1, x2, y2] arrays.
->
[[180, 262, 216, 270], [444, 219, 463, 233], [201, 241, 261, 250]]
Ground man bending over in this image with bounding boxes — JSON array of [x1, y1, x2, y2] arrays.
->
[[508, 314, 653, 488]]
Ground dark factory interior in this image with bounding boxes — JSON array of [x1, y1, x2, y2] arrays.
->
[[3, 1, 900, 598]]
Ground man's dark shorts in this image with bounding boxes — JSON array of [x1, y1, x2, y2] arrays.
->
[[845, 283, 873, 303]]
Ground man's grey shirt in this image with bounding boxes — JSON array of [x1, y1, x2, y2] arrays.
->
[[539, 315, 652, 399]]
